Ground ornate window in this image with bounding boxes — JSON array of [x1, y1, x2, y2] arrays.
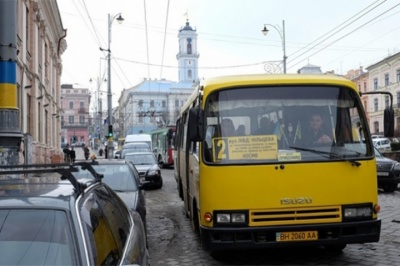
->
[[384, 73, 389, 86], [187, 38, 192, 54], [373, 78, 378, 90]]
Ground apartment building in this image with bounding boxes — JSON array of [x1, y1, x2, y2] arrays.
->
[[366, 52, 400, 135], [0, 0, 66, 164], [60, 84, 91, 147]]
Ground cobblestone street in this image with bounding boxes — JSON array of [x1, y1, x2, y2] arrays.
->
[[147, 168, 400, 265]]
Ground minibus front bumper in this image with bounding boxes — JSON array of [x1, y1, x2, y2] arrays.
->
[[200, 219, 381, 251]]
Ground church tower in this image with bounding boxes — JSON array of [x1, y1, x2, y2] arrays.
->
[[176, 20, 199, 82]]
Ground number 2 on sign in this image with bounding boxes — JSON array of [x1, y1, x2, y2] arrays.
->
[[216, 139, 227, 160]]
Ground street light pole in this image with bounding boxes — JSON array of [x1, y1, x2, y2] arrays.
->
[[103, 13, 124, 159], [261, 20, 287, 74]]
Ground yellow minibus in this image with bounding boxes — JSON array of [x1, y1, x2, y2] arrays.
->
[[174, 74, 394, 253]]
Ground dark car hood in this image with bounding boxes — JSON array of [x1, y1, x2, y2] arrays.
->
[[116, 191, 139, 210], [134, 164, 156, 172], [376, 156, 396, 164]]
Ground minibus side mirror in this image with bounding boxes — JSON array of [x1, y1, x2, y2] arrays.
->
[[188, 107, 204, 141], [384, 107, 394, 138]]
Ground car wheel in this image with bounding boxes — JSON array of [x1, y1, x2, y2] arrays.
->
[[155, 177, 163, 189], [178, 180, 184, 200], [192, 201, 200, 234]]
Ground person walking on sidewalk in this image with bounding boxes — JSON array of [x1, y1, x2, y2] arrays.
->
[[70, 147, 76, 163], [63, 145, 70, 162], [84, 145, 90, 160]]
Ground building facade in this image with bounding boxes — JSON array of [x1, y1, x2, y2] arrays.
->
[[0, 0, 66, 164], [366, 52, 400, 136], [60, 84, 91, 147]]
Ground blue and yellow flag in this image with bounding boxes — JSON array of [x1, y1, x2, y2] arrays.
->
[[294, 121, 301, 144], [273, 122, 286, 141]]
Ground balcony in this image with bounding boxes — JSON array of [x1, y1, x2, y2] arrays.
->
[[61, 122, 90, 128], [78, 107, 88, 114]]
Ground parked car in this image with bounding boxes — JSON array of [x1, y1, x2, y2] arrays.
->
[[73, 159, 149, 227], [375, 147, 400, 192], [0, 163, 149, 265], [373, 137, 391, 151], [121, 142, 152, 159], [125, 152, 163, 189]]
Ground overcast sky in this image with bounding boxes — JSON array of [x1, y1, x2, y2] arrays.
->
[[57, 0, 400, 107]]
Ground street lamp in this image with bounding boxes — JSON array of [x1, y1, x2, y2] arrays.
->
[[100, 13, 124, 158], [261, 20, 287, 74]]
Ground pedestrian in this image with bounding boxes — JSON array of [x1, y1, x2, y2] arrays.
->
[[69, 147, 76, 163], [104, 145, 108, 159], [63, 145, 70, 162], [84, 145, 90, 160]]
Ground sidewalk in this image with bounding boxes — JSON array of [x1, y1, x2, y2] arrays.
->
[[70, 147, 113, 161]]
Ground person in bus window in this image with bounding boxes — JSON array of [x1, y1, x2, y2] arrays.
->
[[221, 118, 236, 137], [236, 124, 246, 136], [254, 117, 273, 135], [302, 113, 332, 146]]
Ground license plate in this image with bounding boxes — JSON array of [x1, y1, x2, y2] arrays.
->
[[378, 172, 389, 176], [276, 231, 318, 242]]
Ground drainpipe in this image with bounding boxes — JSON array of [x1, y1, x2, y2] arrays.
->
[[0, 0, 23, 165], [57, 29, 67, 56]]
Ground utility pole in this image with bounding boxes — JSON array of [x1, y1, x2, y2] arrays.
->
[[0, 1, 23, 164], [100, 13, 124, 159]]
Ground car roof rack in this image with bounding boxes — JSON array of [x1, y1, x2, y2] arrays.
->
[[0, 162, 104, 195]]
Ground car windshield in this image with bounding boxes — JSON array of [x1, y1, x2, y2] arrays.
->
[[75, 164, 138, 191], [121, 146, 151, 158], [0, 209, 77, 265], [125, 154, 157, 165]]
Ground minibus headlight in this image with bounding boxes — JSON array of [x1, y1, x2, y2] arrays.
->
[[215, 212, 247, 225], [231, 213, 246, 223], [343, 206, 372, 218], [216, 213, 231, 223]]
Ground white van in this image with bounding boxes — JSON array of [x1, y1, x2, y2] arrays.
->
[[125, 134, 152, 150], [372, 137, 391, 151]]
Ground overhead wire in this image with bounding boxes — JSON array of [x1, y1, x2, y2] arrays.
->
[[75, 0, 131, 89], [288, 2, 400, 71], [143, 0, 151, 90], [114, 56, 271, 69], [322, 10, 400, 70], [67, 0, 399, 83], [78, 0, 104, 48], [159, 0, 170, 84], [288, 0, 386, 64]]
